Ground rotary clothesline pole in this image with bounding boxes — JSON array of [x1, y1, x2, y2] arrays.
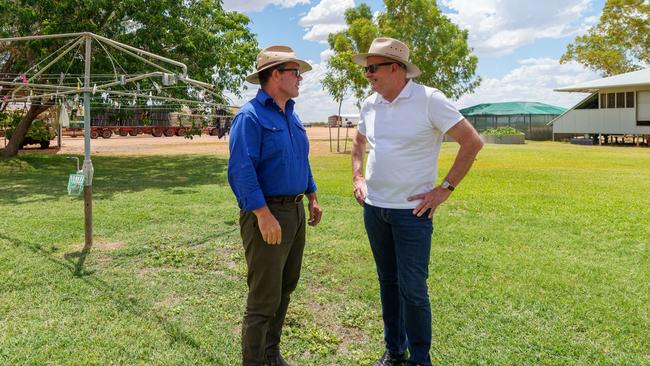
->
[[82, 34, 94, 248], [1, 31, 227, 249]]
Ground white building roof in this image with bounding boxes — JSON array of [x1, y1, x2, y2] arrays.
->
[[555, 67, 650, 92]]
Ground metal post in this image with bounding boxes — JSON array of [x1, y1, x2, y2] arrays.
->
[[82, 34, 94, 248]]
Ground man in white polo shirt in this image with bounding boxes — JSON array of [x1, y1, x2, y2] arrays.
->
[[351, 38, 483, 366]]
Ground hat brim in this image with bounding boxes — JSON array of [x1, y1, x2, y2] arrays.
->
[[246, 58, 312, 84], [352, 53, 421, 79]]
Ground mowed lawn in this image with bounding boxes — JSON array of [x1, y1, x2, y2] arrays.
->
[[0, 141, 649, 365]]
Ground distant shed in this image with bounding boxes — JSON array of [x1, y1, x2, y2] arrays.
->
[[460, 102, 566, 140], [327, 114, 359, 127]]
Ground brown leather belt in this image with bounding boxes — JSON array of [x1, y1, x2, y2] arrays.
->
[[265, 194, 305, 204]]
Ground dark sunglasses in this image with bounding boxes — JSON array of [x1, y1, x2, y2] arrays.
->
[[277, 68, 301, 77], [364, 62, 397, 73]]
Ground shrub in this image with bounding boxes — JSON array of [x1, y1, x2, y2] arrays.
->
[[482, 127, 522, 136]]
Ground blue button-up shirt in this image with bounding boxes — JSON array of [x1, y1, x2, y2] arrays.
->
[[228, 89, 317, 211]]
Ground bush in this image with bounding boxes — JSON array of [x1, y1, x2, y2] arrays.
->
[[482, 127, 522, 136], [2, 111, 56, 148]]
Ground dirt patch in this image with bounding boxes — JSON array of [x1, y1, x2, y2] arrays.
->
[[93, 241, 127, 251], [43, 127, 355, 157]]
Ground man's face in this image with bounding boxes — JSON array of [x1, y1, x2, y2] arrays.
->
[[277, 61, 302, 98], [364, 56, 396, 94]]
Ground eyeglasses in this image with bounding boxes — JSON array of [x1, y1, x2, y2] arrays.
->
[[277, 68, 301, 77], [364, 62, 397, 73]]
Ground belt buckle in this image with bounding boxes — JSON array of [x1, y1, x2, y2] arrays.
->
[[293, 193, 304, 202]]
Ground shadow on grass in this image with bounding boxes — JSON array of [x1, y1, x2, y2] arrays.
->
[[0, 154, 228, 204], [63, 242, 93, 277], [0, 232, 220, 363]]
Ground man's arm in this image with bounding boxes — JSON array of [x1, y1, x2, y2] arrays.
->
[[228, 113, 282, 245], [351, 131, 368, 206], [408, 118, 483, 218]]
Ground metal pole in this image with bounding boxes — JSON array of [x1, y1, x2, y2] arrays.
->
[[82, 35, 94, 248]]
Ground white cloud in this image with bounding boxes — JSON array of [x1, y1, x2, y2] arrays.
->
[[320, 48, 335, 62], [299, 0, 355, 43], [455, 58, 600, 110], [222, 0, 309, 12], [441, 0, 595, 56], [303, 24, 348, 43]]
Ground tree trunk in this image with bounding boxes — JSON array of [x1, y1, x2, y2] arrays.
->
[[0, 104, 51, 158]]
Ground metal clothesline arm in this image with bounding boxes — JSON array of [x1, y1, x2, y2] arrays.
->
[[95, 37, 175, 75], [0, 80, 77, 91], [92, 71, 164, 90], [8, 88, 82, 102], [0, 32, 86, 42], [102, 89, 226, 107], [11, 36, 84, 99], [91, 33, 187, 76]]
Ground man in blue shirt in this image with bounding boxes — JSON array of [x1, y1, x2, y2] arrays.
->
[[228, 45, 323, 366]]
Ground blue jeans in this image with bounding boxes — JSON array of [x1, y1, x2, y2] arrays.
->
[[364, 203, 433, 366]]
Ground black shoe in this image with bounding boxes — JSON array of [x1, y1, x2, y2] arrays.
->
[[372, 350, 407, 366], [263, 353, 291, 366]]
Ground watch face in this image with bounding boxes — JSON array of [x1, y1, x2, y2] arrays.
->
[[442, 180, 454, 191]]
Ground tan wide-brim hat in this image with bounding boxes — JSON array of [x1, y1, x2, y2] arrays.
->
[[352, 37, 422, 79], [246, 45, 312, 84]]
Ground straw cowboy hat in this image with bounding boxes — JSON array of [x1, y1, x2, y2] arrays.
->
[[246, 45, 312, 84], [352, 37, 421, 79]]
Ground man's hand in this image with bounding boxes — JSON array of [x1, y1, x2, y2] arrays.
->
[[307, 193, 323, 226], [407, 187, 452, 218], [353, 175, 367, 206], [253, 206, 282, 245]]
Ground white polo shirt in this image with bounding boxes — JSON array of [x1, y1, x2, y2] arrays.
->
[[358, 80, 463, 209]]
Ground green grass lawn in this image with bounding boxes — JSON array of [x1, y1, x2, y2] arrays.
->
[[1, 141, 649, 365]]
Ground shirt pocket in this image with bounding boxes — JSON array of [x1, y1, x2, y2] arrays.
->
[[290, 117, 309, 150], [258, 119, 285, 160]]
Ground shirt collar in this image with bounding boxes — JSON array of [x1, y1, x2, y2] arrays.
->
[[376, 79, 415, 104], [255, 88, 295, 113]]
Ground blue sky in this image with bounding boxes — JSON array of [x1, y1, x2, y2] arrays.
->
[[223, 0, 605, 122]]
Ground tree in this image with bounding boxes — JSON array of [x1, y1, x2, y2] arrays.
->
[[379, 0, 480, 100], [322, 1, 480, 108], [560, 0, 650, 76], [322, 4, 376, 110], [0, 0, 258, 158]]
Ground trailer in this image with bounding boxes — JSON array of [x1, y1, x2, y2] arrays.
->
[[64, 108, 232, 139]]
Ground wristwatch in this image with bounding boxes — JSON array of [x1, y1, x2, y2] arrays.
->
[[441, 180, 455, 192]]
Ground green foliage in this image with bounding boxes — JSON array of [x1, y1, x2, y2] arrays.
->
[[323, 0, 480, 106], [3, 111, 54, 142], [322, 5, 375, 109], [378, 0, 480, 99], [0, 0, 258, 97], [0, 110, 23, 130], [0, 0, 258, 156], [482, 127, 522, 136], [560, 0, 650, 76]]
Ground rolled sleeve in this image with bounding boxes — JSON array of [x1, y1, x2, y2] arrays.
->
[[305, 164, 317, 194], [227, 113, 267, 211]]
